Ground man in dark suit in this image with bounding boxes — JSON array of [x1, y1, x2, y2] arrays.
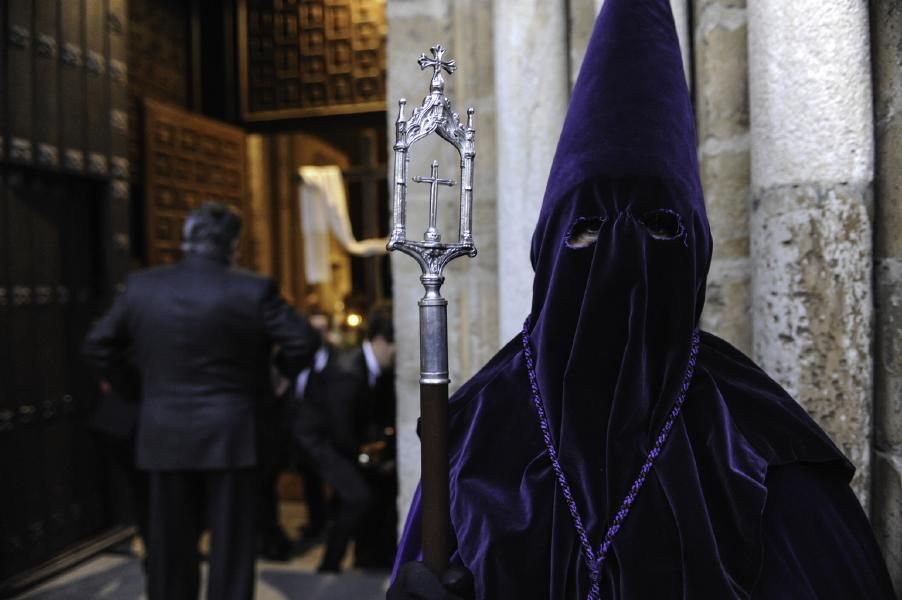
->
[[83, 202, 319, 600], [293, 303, 396, 572]]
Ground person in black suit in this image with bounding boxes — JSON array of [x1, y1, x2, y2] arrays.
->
[[293, 303, 396, 573], [291, 309, 333, 545], [83, 202, 319, 600]]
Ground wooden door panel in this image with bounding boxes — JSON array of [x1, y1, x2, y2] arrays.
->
[[143, 99, 249, 266]]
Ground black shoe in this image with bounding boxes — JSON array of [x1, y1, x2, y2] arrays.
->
[[259, 536, 293, 561]]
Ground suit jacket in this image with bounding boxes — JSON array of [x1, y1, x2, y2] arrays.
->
[[83, 254, 319, 470], [294, 347, 394, 462]]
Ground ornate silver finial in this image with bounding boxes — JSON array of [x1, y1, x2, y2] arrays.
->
[[417, 44, 457, 93], [387, 44, 478, 574], [388, 43, 476, 275]]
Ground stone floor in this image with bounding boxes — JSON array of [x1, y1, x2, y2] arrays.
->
[[11, 501, 391, 600], [12, 554, 390, 600]]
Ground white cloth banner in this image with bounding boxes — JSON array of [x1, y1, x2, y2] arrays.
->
[[298, 165, 388, 284]]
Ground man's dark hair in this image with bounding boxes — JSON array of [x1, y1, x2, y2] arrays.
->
[[365, 303, 394, 343], [181, 202, 242, 261]]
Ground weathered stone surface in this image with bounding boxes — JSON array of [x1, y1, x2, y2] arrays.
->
[[875, 116, 902, 260], [694, 0, 751, 355], [702, 257, 752, 354], [872, 451, 902, 595], [700, 147, 750, 354], [748, 1, 874, 189], [694, 11, 748, 142], [495, 0, 568, 342], [876, 258, 902, 450], [699, 143, 750, 260], [750, 183, 874, 502], [872, 3, 902, 577], [871, 0, 902, 257], [748, 0, 875, 506]]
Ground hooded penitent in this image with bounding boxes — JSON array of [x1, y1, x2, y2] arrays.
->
[[394, 1, 892, 598]]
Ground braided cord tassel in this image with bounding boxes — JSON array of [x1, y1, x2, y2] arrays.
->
[[521, 318, 701, 600]]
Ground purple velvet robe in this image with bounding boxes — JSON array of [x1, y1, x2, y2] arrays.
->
[[394, 0, 896, 598]]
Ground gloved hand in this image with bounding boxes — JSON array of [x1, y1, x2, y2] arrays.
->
[[387, 561, 475, 600]]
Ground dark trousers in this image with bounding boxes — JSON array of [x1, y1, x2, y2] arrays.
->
[[256, 419, 290, 549], [310, 445, 371, 571], [298, 451, 327, 535], [354, 468, 398, 569], [148, 469, 256, 600]]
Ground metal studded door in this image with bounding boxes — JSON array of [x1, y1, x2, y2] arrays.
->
[[0, 0, 133, 590], [0, 170, 111, 587]]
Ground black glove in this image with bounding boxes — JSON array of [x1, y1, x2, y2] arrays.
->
[[387, 561, 475, 600]]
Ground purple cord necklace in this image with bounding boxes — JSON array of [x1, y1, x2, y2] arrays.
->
[[521, 317, 700, 600]]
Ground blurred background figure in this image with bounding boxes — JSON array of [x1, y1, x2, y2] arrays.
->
[[292, 303, 397, 573], [255, 358, 298, 562], [82, 202, 320, 600], [352, 304, 398, 570], [291, 307, 334, 548]]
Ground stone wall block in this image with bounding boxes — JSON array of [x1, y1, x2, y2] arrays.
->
[[872, 0, 902, 260], [751, 183, 874, 502], [699, 147, 750, 258], [748, 1, 874, 189], [694, 0, 752, 354], [875, 117, 902, 259], [694, 17, 749, 142]]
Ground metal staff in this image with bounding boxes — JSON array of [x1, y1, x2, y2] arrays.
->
[[387, 44, 477, 573]]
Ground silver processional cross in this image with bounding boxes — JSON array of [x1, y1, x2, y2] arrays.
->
[[387, 44, 476, 574]]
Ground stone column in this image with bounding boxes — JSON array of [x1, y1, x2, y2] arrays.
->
[[870, 0, 902, 591], [495, 0, 569, 342], [694, 0, 752, 354], [387, 0, 499, 533], [748, 2, 875, 503]]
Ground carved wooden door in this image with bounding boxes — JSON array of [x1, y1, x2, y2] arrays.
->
[[143, 99, 249, 266]]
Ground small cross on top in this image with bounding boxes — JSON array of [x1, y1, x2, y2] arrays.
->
[[413, 160, 456, 243], [418, 45, 457, 93]]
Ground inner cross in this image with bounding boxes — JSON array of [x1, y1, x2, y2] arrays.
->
[[413, 160, 455, 243]]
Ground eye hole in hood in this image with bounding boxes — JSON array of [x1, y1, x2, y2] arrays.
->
[[564, 216, 606, 249], [640, 209, 684, 241]]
